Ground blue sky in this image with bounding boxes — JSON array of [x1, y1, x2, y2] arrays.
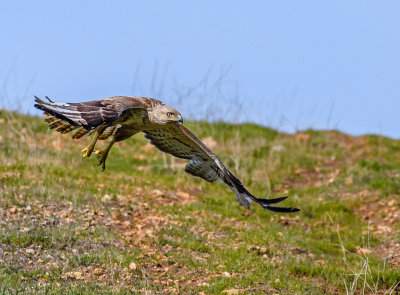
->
[[1, 1, 400, 138]]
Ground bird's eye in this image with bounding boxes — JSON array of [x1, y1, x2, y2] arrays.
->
[[167, 112, 173, 117]]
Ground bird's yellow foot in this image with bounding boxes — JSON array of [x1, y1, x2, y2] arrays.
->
[[81, 146, 94, 158], [95, 150, 108, 171]]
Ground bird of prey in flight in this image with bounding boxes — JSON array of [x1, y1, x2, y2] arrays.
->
[[34, 96, 299, 213]]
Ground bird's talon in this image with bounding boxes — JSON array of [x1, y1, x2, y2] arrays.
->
[[98, 161, 106, 171], [81, 147, 91, 158], [95, 151, 107, 171]]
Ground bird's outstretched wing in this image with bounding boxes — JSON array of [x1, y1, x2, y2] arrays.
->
[[34, 96, 163, 138], [144, 123, 299, 213], [34, 96, 161, 130]]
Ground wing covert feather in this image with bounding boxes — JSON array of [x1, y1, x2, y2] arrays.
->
[[144, 124, 220, 182], [69, 96, 157, 128], [144, 123, 216, 161]]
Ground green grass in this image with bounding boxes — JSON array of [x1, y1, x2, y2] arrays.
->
[[0, 110, 399, 294]]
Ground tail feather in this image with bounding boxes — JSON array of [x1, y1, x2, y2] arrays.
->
[[221, 167, 299, 213]]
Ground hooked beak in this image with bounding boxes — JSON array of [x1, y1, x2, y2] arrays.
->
[[178, 115, 183, 123]]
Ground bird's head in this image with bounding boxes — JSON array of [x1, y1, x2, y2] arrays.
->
[[148, 104, 183, 125]]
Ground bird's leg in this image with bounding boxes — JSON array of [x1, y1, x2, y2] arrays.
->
[[81, 126, 106, 158], [94, 125, 121, 171], [94, 136, 116, 171]]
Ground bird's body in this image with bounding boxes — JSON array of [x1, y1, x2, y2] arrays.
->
[[34, 96, 299, 213]]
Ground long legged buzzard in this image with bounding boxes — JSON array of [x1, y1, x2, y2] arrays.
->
[[34, 96, 299, 213]]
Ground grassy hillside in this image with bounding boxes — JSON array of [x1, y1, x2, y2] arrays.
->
[[0, 110, 399, 294]]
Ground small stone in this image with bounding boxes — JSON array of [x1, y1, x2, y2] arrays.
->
[[122, 221, 131, 228], [176, 191, 191, 199], [129, 262, 137, 270], [222, 289, 240, 294], [94, 267, 102, 275], [151, 189, 164, 197], [345, 177, 353, 185], [73, 271, 82, 279], [356, 246, 372, 255], [25, 248, 35, 254], [101, 194, 112, 202]]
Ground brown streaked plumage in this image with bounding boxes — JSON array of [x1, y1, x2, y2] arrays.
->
[[34, 96, 299, 213]]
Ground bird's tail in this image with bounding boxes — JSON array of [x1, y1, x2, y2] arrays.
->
[[34, 96, 90, 138], [222, 168, 299, 213]]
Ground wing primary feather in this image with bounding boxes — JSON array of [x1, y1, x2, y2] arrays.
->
[[220, 165, 299, 212], [261, 205, 300, 213], [45, 96, 55, 103], [251, 196, 288, 205]]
